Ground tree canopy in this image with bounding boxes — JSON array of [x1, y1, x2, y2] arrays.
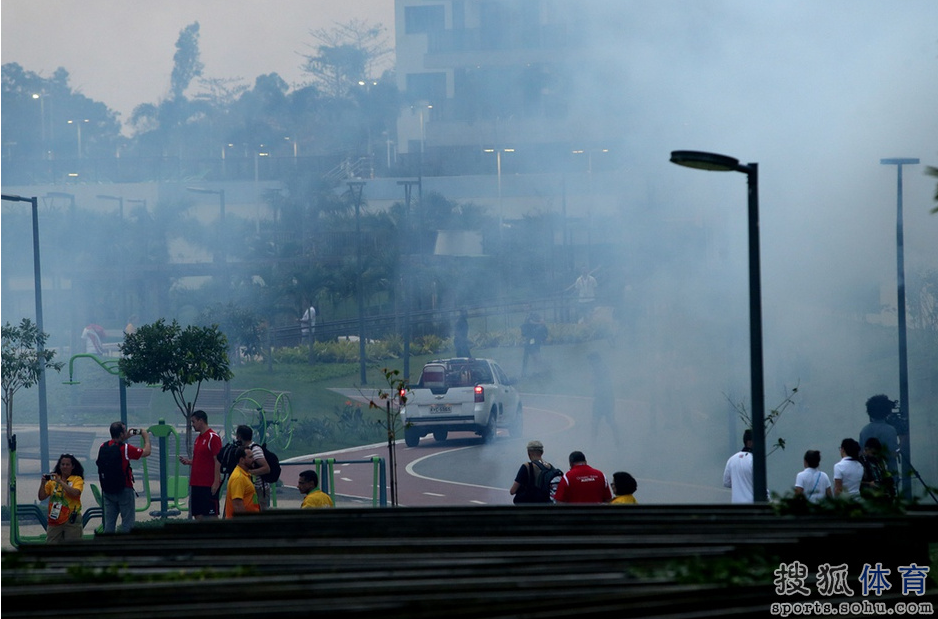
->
[[2, 319, 63, 446], [119, 319, 232, 451]]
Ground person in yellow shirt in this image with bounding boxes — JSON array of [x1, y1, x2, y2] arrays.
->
[[298, 470, 334, 508], [38, 454, 85, 542], [224, 447, 260, 517], [610, 471, 638, 505]]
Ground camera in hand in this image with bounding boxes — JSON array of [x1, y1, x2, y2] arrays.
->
[[129, 428, 141, 436], [43, 473, 54, 481]]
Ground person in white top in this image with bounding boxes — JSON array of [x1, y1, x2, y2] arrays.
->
[[833, 438, 864, 497], [300, 305, 316, 338], [794, 450, 832, 503], [723, 429, 754, 503]]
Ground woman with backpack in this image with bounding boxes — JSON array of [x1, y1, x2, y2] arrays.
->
[[509, 440, 561, 504]]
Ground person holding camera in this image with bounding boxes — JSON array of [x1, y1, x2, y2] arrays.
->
[[859, 394, 900, 490], [96, 421, 151, 533], [38, 453, 85, 543]]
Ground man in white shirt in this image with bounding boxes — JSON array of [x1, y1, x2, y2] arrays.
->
[[300, 306, 316, 338], [723, 429, 754, 503]]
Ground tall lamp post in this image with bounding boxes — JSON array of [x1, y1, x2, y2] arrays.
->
[[186, 187, 227, 270], [348, 181, 368, 385], [97, 195, 126, 320], [67, 119, 89, 159], [670, 150, 766, 503], [398, 180, 421, 382], [1, 194, 51, 472], [880, 157, 918, 501]]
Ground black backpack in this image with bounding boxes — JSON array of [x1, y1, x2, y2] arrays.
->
[[529, 461, 563, 503], [217, 441, 241, 477], [96, 441, 128, 494], [259, 442, 281, 484]]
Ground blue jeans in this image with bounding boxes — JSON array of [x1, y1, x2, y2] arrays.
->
[[103, 487, 136, 533]]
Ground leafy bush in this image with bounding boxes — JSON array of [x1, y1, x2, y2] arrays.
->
[[412, 334, 445, 356]]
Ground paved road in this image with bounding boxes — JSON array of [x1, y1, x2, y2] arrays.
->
[[284, 392, 729, 506]]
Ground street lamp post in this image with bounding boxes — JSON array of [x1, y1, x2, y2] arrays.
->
[[67, 119, 89, 159], [97, 195, 126, 320], [186, 187, 226, 270], [348, 181, 368, 385], [670, 150, 766, 503], [880, 157, 919, 501], [31, 94, 46, 155], [483, 148, 514, 241], [398, 180, 420, 382], [1, 194, 51, 472]]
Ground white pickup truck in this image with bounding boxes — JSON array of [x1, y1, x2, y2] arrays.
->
[[400, 358, 522, 447]]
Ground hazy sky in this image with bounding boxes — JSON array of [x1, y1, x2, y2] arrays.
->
[[1, 0, 396, 128]]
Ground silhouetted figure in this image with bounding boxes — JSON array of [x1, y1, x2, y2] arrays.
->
[[454, 309, 471, 358], [859, 394, 899, 491], [521, 312, 548, 377]]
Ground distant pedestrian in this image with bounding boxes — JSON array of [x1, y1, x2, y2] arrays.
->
[[587, 352, 620, 444], [573, 267, 598, 322], [521, 312, 548, 377], [454, 309, 471, 358], [833, 438, 864, 497], [300, 305, 316, 338], [224, 447, 260, 517], [859, 394, 899, 489], [610, 471, 638, 505], [553, 451, 612, 504], [81, 323, 106, 355], [38, 453, 85, 543], [178, 410, 222, 519], [723, 430, 754, 503], [96, 421, 151, 533], [794, 450, 832, 504], [298, 470, 334, 509], [509, 440, 558, 504]]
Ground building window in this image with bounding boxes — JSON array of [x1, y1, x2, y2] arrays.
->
[[405, 5, 445, 35], [406, 72, 447, 103]]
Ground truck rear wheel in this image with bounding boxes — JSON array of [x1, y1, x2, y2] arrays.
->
[[481, 410, 497, 444], [404, 427, 421, 447], [433, 430, 448, 443]]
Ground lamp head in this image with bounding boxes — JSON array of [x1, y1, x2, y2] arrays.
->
[[670, 150, 740, 172]]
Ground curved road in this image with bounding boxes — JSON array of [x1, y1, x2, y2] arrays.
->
[[281, 392, 729, 506]]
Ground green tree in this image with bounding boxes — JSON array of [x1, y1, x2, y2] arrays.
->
[[171, 22, 204, 100], [1, 319, 63, 447], [118, 319, 232, 453], [301, 19, 392, 98], [1, 62, 122, 160]]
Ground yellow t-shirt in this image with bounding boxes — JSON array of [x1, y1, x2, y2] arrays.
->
[[610, 494, 637, 505], [224, 466, 260, 517], [301, 489, 335, 509], [44, 475, 84, 525]]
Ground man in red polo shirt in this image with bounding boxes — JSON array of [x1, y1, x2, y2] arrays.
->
[[553, 450, 612, 504], [179, 410, 222, 519]]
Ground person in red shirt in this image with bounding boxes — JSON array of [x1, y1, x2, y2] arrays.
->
[[553, 450, 612, 504], [179, 410, 222, 519]]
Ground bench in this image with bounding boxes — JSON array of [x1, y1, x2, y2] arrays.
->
[[64, 387, 155, 424], [15, 429, 98, 463]]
